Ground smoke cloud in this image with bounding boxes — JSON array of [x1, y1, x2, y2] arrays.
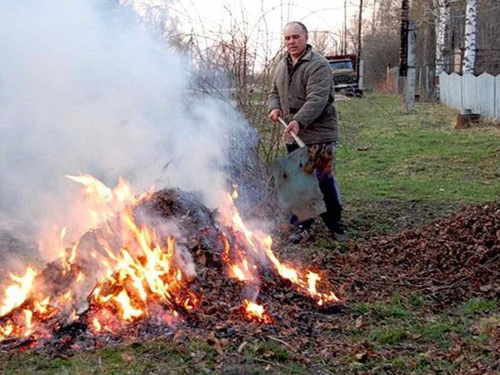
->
[[0, 0, 255, 251]]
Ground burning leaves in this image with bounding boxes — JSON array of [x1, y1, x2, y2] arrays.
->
[[0, 268, 37, 316], [243, 300, 272, 324], [221, 193, 339, 308], [0, 175, 340, 347]]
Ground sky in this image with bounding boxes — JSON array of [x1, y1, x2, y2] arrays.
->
[[173, 0, 359, 30], [172, 0, 361, 40], [131, 0, 364, 55]]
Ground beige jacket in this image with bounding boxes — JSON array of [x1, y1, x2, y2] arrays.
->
[[268, 45, 338, 144]]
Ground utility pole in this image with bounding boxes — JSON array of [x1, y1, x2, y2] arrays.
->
[[356, 0, 363, 82], [344, 0, 347, 54], [400, 0, 415, 113]]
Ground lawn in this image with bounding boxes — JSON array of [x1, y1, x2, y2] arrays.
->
[[1, 95, 499, 374], [336, 95, 500, 203], [1, 297, 498, 374], [335, 95, 500, 239]]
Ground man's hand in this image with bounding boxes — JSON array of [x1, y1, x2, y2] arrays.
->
[[269, 108, 282, 123], [285, 120, 300, 137]]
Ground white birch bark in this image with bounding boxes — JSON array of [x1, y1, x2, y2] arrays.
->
[[434, 0, 450, 76], [463, 0, 477, 74]]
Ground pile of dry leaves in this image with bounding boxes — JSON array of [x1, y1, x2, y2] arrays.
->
[[338, 202, 500, 306]]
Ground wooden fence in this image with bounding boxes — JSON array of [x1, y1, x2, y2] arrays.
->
[[439, 72, 500, 119]]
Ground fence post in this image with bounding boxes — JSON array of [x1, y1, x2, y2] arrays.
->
[[495, 75, 500, 120], [404, 21, 417, 113], [359, 59, 365, 91], [425, 66, 431, 101]]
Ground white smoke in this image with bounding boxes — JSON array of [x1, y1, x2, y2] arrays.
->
[[0, 0, 254, 251]]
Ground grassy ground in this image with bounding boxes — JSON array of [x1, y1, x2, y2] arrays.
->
[[1, 297, 498, 374], [337, 95, 500, 203], [1, 95, 499, 374], [335, 95, 500, 240]]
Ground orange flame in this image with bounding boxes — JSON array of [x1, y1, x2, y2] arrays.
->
[[113, 290, 143, 321], [243, 300, 272, 323], [221, 192, 339, 306], [0, 268, 37, 316], [0, 176, 340, 344], [23, 309, 33, 337], [92, 317, 102, 332]]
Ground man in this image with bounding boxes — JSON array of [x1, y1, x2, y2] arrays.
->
[[268, 21, 346, 244]]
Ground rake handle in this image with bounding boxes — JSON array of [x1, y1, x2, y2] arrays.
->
[[278, 117, 306, 148]]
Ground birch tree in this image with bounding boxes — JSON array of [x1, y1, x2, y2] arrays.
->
[[463, 0, 477, 74], [433, 0, 450, 76]]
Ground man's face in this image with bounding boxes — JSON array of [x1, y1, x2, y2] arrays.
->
[[284, 24, 307, 58]]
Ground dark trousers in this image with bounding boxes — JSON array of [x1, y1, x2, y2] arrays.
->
[[286, 143, 343, 232]]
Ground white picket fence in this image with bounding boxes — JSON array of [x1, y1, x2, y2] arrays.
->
[[439, 72, 500, 119]]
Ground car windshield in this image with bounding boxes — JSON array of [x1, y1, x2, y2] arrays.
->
[[329, 61, 353, 70]]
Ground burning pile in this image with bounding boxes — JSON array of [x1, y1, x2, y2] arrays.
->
[[0, 175, 340, 348]]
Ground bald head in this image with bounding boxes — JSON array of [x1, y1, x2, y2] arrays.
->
[[284, 22, 308, 38], [284, 22, 308, 59]]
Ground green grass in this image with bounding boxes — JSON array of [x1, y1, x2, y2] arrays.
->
[[336, 95, 500, 203], [353, 301, 411, 319], [461, 298, 498, 316], [337, 296, 499, 373], [1, 295, 498, 374], [0, 340, 216, 375], [0, 339, 307, 375]]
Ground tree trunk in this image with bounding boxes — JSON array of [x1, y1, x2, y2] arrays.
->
[[463, 0, 477, 74], [434, 0, 450, 76]]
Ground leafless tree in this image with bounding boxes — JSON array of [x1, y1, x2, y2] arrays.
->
[[309, 31, 339, 56]]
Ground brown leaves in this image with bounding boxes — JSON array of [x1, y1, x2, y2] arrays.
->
[[121, 352, 135, 363], [237, 341, 248, 353], [206, 330, 231, 355], [342, 202, 500, 306], [355, 316, 365, 329], [352, 342, 375, 362]]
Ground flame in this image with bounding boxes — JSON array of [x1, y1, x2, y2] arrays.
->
[[0, 176, 340, 344], [83, 212, 196, 331], [221, 192, 339, 306], [62, 290, 72, 302], [231, 265, 247, 281], [263, 237, 339, 305], [76, 272, 85, 283], [61, 242, 79, 274], [243, 300, 272, 323], [23, 310, 33, 337], [65, 174, 150, 229], [113, 290, 143, 321], [230, 259, 255, 282], [34, 298, 50, 315], [92, 317, 102, 332], [0, 268, 37, 316], [60, 227, 68, 241], [70, 309, 79, 322], [0, 322, 14, 340], [65, 174, 114, 203]]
